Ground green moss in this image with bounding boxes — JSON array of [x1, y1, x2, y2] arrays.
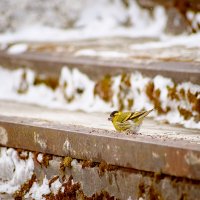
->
[[146, 82, 170, 114], [60, 156, 73, 171], [17, 71, 28, 94], [34, 75, 59, 90], [13, 174, 36, 199], [178, 106, 193, 120], [94, 75, 113, 102], [167, 85, 180, 100]]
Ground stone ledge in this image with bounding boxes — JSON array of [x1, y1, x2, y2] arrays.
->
[[0, 40, 200, 84], [1, 147, 200, 200], [0, 101, 200, 181]]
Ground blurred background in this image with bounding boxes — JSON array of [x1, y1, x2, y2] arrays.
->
[[0, 0, 200, 41], [0, 1, 200, 199], [0, 0, 199, 129]]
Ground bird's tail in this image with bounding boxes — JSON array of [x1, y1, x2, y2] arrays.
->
[[142, 108, 154, 118], [136, 108, 154, 124]]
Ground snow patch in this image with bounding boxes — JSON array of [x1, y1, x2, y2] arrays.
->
[[0, 66, 199, 129], [7, 43, 28, 54], [0, 0, 167, 43], [25, 176, 50, 200], [0, 127, 8, 145], [0, 148, 34, 194], [75, 49, 128, 58]]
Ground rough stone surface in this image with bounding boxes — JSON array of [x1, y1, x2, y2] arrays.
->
[[1, 44, 200, 84], [2, 149, 200, 199], [0, 101, 200, 181], [23, 153, 200, 200]]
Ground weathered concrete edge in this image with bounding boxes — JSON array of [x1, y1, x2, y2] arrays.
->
[[0, 51, 200, 84], [0, 115, 200, 180], [1, 148, 200, 200]]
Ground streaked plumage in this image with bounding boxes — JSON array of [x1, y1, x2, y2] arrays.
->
[[108, 109, 153, 134]]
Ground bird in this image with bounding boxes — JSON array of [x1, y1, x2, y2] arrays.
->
[[108, 109, 153, 134]]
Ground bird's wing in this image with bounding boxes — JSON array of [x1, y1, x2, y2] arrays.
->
[[128, 109, 153, 120], [118, 109, 153, 123], [127, 111, 147, 120], [117, 112, 133, 123]]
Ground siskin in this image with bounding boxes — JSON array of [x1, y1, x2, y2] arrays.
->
[[108, 109, 153, 134]]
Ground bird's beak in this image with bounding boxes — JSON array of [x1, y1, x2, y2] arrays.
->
[[108, 117, 112, 121]]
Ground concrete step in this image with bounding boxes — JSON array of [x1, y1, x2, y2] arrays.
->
[[0, 101, 200, 181], [0, 38, 200, 84]]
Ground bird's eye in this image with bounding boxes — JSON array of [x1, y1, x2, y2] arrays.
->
[[110, 111, 118, 117]]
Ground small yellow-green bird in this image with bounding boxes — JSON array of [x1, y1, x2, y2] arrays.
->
[[108, 109, 153, 134]]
